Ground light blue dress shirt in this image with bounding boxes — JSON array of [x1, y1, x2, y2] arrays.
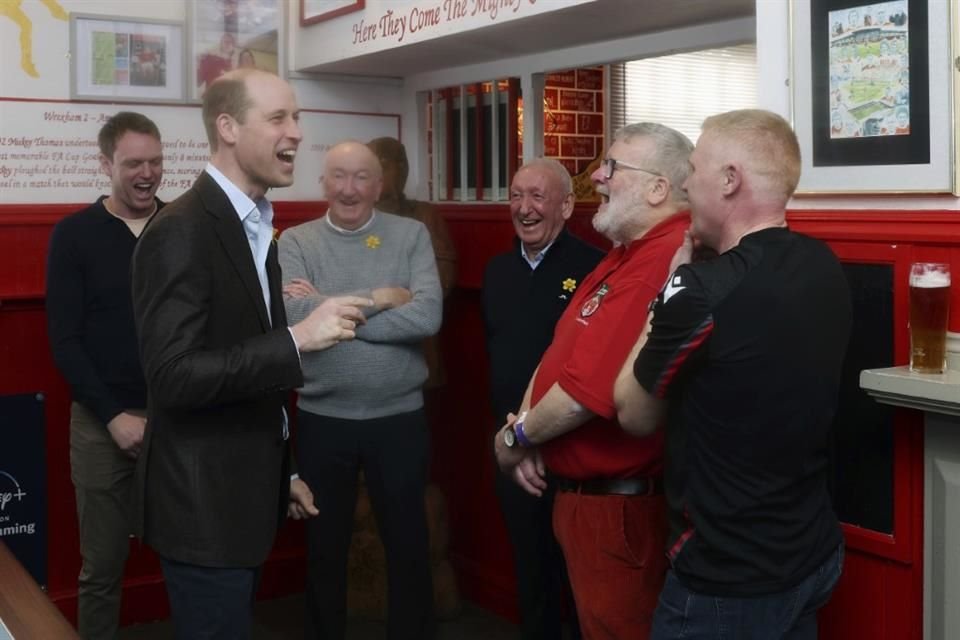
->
[[204, 163, 274, 324], [520, 238, 556, 270]]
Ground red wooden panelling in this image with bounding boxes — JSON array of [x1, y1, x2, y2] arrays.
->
[[558, 90, 595, 112], [547, 113, 576, 135], [577, 113, 603, 135], [544, 88, 559, 111], [575, 68, 603, 91], [0, 201, 323, 626], [1, 201, 957, 636], [544, 135, 560, 157], [559, 136, 595, 159], [545, 71, 576, 88]]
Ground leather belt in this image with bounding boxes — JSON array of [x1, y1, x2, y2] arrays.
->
[[554, 475, 663, 497]]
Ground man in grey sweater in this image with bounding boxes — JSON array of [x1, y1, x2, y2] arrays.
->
[[279, 140, 442, 640]]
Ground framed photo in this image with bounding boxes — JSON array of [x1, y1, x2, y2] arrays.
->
[[70, 14, 185, 104], [789, 0, 958, 194], [301, 0, 365, 26], [188, 0, 284, 102]]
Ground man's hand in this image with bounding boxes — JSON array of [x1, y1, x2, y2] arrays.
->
[[106, 412, 146, 459], [283, 278, 321, 299], [372, 287, 412, 310], [494, 413, 548, 497], [288, 477, 319, 519], [511, 452, 548, 497], [291, 295, 373, 352]]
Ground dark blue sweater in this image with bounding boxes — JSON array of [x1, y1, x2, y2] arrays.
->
[[482, 229, 604, 424], [46, 196, 162, 425]]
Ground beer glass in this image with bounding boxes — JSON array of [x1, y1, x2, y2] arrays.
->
[[909, 262, 951, 373]]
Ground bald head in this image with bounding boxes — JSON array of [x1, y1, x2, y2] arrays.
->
[[510, 158, 574, 256], [325, 141, 382, 177], [323, 140, 384, 230]]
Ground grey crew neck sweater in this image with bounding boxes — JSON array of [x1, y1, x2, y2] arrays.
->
[[278, 211, 442, 419]]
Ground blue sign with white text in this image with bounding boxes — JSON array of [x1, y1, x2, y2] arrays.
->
[[0, 393, 47, 587]]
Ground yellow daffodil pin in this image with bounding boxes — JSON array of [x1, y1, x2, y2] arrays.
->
[[366, 235, 381, 249], [562, 278, 577, 292]]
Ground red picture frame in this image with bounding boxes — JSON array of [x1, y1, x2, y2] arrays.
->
[[300, 0, 365, 26]]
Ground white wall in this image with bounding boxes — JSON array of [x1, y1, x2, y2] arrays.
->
[[4, 0, 955, 209], [0, 0, 402, 203]]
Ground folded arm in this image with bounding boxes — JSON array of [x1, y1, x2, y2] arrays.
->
[[356, 225, 442, 343]]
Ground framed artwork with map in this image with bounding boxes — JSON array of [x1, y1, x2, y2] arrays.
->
[[789, 0, 959, 193], [70, 14, 185, 104]]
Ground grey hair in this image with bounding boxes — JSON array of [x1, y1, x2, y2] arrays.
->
[[517, 157, 572, 195], [614, 122, 694, 203]]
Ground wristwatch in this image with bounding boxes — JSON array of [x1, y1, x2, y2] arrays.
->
[[503, 424, 519, 448], [503, 411, 530, 449]]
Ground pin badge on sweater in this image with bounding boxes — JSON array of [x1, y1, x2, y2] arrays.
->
[[559, 277, 578, 300]]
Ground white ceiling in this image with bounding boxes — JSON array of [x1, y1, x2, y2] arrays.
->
[[299, 0, 756, 77]]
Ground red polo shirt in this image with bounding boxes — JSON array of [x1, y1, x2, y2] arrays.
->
[[537, 212, 689, 480]]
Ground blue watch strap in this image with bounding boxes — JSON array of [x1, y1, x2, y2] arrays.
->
[[514, 413, 534, 448]]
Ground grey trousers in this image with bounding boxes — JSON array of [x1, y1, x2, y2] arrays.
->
[[69, 402, 138, 640]]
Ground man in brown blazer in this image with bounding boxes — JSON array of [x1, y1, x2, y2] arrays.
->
[[131, 68, 370, 640]]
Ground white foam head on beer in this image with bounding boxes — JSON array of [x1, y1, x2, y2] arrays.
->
[[910, 270, 950, 288]]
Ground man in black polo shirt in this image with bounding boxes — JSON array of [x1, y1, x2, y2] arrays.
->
[[482, 158, 602, 640], [46, 111, 164, 640], [614, 109, 851, 639]]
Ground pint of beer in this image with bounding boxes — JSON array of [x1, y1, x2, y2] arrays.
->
[[909, 262, 951, 373]]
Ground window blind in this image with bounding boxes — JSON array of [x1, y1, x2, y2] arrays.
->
[[610, 44, 758, 143]]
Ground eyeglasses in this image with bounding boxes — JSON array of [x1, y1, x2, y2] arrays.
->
[[601, 157, 663, 180]]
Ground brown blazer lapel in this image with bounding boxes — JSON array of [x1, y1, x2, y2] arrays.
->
[[195, 172, 271, 331]]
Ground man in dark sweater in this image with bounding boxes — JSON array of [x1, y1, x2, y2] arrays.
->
[[46, 111, 165, 640], [482, 158, 602, 640]]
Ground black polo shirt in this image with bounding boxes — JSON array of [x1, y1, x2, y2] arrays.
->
[[634, 227, 852, 596]]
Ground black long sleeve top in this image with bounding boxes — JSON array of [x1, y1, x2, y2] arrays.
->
[[46, 196, 162, 426], [481, 229, 604, 424]]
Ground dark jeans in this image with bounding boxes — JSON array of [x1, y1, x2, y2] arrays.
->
[[159, 557, 260, 640], [651, 543, 844, 640], [297, 408, 435, 640], [494, 466, 580, 640]]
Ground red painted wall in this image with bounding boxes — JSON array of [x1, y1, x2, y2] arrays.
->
[[435, 203, 959, 640], [2, 201, 957, 637]]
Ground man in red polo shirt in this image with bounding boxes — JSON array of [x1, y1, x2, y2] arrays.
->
[[494, 122, 694, 639]]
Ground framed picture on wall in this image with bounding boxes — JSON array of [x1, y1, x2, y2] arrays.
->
[[70, 14, 185, 104], [789, 0, 959, 194], [301, 0, 365, 26], [188, 0, 283, 102]]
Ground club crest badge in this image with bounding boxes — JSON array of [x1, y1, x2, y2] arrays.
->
[[580, 283, 609, 317]]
